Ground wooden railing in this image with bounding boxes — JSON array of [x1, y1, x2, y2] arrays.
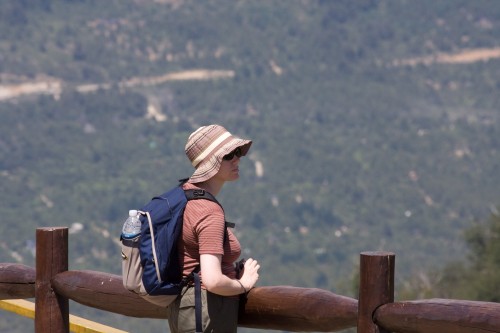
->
[[1, 227, 500, 333]]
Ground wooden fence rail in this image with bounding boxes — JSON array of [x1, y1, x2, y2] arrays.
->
[[374, 299, 500, 333], [1, 227, 500, 332]]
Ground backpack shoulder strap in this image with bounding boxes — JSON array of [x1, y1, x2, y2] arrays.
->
[[184, 189, 218, 204], [183, 189, 235, 229]]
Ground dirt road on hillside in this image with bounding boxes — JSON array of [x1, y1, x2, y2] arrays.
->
[[391, 47, 500, 66], [1, 47, 500, 102], [0, 69, 234, 102]]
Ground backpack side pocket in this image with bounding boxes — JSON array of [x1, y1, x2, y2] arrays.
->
[[121, 236, 145, 295]]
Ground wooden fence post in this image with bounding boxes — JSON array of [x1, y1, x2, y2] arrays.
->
[[35, 227, 69, 333], [357, 251, 395, 333]]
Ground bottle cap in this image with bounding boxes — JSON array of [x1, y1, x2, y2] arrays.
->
[[129, 209, 138, 217]]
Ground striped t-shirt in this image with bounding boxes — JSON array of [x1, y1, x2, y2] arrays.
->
[[180, 183, 241, 287]]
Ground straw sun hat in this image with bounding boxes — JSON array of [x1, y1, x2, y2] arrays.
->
[[185, 124, 252, 183]]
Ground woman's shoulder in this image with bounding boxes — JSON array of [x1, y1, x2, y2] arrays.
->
[[182, 183, 224, 216], [186, 197, 223, 213], [182, 183, 223, 212]]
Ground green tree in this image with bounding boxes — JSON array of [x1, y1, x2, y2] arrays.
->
[[435, 208, 500, 301], [461, 211, 500, 302]]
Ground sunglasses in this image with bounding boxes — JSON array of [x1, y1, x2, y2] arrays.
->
[[223, 147, 243, 161]]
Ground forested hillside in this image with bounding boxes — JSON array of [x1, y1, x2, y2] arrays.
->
[[1, 1, 499, 332]]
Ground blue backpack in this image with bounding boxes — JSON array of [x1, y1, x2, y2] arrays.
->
[[121, 182, 228, 331]]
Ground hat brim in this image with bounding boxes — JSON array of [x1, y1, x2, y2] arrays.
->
[[188, 138, 252, 183]]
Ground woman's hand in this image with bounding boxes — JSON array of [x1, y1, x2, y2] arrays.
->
[[238, 258, 260, 292]]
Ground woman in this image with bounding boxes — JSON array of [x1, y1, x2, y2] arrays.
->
[[167, 124, 261, 333]]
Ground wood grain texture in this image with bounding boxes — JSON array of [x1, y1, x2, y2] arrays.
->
[[0, 263, 35, 299], [374, 299, 500, 333], [35, 227, 69, 333], [358, 251, 395, 333]]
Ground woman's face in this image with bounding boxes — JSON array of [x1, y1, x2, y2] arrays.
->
[[214, 148, 242, 182]]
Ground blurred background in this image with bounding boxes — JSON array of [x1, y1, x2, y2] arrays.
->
[[0, 1, 499, 332]]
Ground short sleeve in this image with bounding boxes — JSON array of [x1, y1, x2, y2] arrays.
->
[[188, 200, 226, 255]]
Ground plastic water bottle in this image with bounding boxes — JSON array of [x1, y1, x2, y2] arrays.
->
[[121, 210, 141, 239]]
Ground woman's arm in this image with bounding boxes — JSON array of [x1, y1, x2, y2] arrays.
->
[[200, 254, 260, 296]]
